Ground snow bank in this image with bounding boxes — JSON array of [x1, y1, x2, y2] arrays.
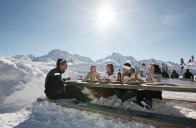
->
[[1, 101, 155, 128], [0, 109, 30, 128], [0, 76, 45, 113]]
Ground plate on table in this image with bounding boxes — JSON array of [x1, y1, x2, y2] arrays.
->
[[99, 79, 111, 83], [66, 80, 83, 83], [112, 81, 121, 84], [127, 81, 142, 85], [145, 82, 163, 85], [83, 80, 99, 83], [123, 80, 142, 85]]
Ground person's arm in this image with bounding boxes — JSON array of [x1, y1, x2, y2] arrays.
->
[[62, 77, 71, 83], [191, 74, 194, 79], [65, 77, 71, 81], [157, 74, 162, 83], [52, 73, 65, 94], [146, 73, 153, 83], [96, 72, 101, 79], [136, 72, 144, 82], [183, 73, 185, 78], [103, 72, 108, 79], [84, 72, 91, 81], [112, 73, 117, 81]]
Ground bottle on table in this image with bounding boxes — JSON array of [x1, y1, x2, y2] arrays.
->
[[117, 69, 121, 82]]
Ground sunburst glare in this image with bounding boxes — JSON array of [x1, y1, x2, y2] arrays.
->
[[96, 4, 116, 27]]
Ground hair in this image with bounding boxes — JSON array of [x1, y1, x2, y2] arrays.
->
[[186, 69, 189, 72], [107, 64, 114, 73], [153, 64, 161, 74], [56, 58, 67, 68], [90, 66, 96, 72]]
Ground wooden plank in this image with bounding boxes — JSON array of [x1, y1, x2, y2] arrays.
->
[[66, 81, 196, 93], [37, 98, 196, 128], [164, 97, 196, 103]]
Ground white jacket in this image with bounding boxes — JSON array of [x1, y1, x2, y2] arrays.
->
[[103, 72, 117, 81]]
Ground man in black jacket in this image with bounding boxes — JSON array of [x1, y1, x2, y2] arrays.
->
[[44, 58, 90, 102], [171, 70, 179, 78], [183, 69, 194, 79], [161, 70, 169, 78]]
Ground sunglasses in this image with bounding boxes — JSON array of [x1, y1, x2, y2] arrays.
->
[[59, 59, 66, 64], [107, 64, 113, 67]]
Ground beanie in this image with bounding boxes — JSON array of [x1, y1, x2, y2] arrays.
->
[[122, 63, 131, 70]]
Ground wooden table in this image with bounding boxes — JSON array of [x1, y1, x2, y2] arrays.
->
[[66, 80, 196, 93]]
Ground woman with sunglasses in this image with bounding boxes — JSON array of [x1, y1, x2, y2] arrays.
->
[[103, 64, 117, 81]]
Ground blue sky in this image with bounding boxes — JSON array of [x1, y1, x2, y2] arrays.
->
[[0, 0, 196, 63]]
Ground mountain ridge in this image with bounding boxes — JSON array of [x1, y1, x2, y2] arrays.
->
[[12, 49, 178, 66]]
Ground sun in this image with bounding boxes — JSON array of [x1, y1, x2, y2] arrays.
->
[[96, 4, 116, 27], [73, 1, 132, 39]]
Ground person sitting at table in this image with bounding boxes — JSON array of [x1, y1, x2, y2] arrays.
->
[[161, 70, 169, 78], [83, 66, 103, 98], [44, 58, 90, 102], [94, 64, 117, 98], [135, 64, 162, 110], [103, 64, 117, 81], [183, 69, 194, 79], [115, 63, 142, 102], [171, 70, 179, 78], [84, 66, 101, 81], [122, 63, 143, 83]]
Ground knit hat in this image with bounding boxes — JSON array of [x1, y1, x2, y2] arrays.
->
[[123, 63, 131, 70]]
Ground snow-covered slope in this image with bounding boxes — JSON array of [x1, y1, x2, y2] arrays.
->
[[13, 54, 35, 61], [0, 56, 47, 113]]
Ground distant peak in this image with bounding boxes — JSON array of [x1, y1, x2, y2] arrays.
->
[[49, 49, 64, 53], [112, 52, 120, 55], [48, 49, 70, 55], [111, 52, 122, 57]]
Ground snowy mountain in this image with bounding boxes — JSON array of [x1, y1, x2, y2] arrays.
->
[[73, 54, 94, 63], [33, 49, 93, 64], [95, 52, 146, 74], [96, 52, 139, 66], [10, 49, 196, 76], [95, 52, 186, 75]]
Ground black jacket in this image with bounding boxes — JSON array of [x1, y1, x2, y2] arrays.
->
[[44, 68, 65, 99], [171, 72, 179, 78], [184, 72, 194, 79], [161, 71, 169, 78]]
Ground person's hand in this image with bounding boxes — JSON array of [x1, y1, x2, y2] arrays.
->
[[65, 77, 71, 81], [130, 78, 136, 81]]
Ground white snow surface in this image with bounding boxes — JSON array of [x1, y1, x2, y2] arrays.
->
[[0, 100, 155, 128], [88, 93, 196, 119], [0, 51, 196, 127]]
